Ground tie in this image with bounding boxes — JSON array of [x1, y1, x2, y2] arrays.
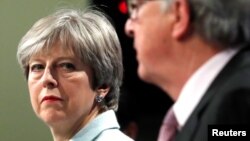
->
[[157, 107, 178, 141]]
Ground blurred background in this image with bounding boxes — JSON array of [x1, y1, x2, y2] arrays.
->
[[0, 0, 171, 140]]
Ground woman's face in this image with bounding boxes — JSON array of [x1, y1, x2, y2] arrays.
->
[[27, 42, 97, 127]]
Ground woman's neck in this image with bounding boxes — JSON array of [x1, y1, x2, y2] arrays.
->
[[50, 106, 100, 141]]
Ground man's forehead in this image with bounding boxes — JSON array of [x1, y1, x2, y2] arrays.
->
[[128, 0, 145, 3]]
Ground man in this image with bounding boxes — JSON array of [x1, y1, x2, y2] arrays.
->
[[125, 0, 250, 141]]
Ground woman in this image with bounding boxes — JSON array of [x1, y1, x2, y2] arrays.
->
[[17, 8, 133, 141]]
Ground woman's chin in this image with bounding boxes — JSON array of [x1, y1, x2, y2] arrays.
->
[[38, 110, 65, 126]]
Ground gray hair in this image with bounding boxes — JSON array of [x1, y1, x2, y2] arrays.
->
[[166, 0, 250, 48], [17, 8, 123, 111]]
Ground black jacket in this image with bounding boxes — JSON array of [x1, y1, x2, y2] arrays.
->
[[175, 47, 250, 141]]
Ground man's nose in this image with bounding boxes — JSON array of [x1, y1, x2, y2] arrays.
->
[[42, 68, 58, 89], [125, 19, 134, 38]]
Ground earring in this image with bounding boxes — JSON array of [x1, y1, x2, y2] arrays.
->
[[95, 95, 104, 103]]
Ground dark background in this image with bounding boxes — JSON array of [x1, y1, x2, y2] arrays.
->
[[90, 0, 173, 141]]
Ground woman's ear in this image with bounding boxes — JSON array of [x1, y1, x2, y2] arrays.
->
[[171, 0, 190, 39], [96, 84, 110, 98]]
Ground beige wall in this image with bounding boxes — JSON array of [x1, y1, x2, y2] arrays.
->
[[0, 0, 88, 140]]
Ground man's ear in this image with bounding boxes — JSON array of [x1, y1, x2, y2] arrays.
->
[[96, 84, 110, 98], [171, 0, 190, 39]]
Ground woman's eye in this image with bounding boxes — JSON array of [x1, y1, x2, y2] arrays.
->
[[30, 64, 44, 72], [59, 63, 76, 71]]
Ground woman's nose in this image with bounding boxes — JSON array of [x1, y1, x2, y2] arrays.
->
[[42, 69, 58, 89], [125, 19, 135, 38]]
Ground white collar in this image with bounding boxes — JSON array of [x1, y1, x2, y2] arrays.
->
[[70, 110, 119, 141], [173, 48, 239, 129]]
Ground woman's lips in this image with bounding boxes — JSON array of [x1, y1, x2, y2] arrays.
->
[[41, 96, 63, 103]]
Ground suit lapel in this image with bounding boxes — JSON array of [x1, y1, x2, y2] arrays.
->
[[175, 47, 250, 141]]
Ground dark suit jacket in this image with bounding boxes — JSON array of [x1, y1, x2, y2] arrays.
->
[[175, 47, 250, 141]]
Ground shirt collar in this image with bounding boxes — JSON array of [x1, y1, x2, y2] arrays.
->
[[70, 110, 120, 141], [173, 48, 239, 129]]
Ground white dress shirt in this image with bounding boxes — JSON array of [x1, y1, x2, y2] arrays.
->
[[173, 48, 239, 129]]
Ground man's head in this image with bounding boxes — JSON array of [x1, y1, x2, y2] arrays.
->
[[125, 0, 250, 99]]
